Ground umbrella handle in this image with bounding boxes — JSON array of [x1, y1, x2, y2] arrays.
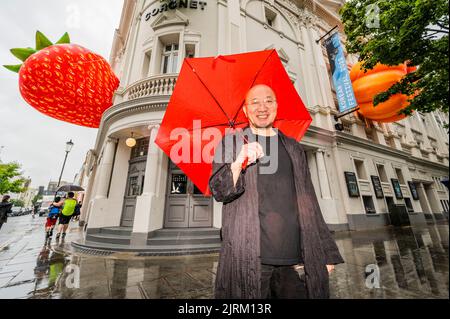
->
[[241, 157, 249, 170]]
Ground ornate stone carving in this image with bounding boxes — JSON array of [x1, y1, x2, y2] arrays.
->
[[277, 0, 301, 15]]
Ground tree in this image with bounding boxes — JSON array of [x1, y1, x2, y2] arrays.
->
[[340, 0, 449, 123], [10, 199, 25, 207], [0, 162, 27, 195], [32, 194, 43, 206]]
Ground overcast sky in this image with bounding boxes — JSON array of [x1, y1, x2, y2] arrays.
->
[[0, 0, 124, 189]]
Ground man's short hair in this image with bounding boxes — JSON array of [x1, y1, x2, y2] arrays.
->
[[67, 192, 75, 198]]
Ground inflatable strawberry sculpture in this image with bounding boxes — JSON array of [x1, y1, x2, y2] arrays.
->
[[4, 31, 119, 128]]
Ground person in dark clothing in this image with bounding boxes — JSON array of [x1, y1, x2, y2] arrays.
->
[[209, 84, 344, 299], [72, 201, 82, 221], [0, 195, 13, 230]]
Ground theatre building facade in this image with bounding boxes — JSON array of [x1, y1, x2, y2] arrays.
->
[[76, 0, 449, 253]]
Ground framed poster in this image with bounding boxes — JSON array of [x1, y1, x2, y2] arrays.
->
[[344, 171, 360, 197], [371, 175, 384, 198], [408, 181, 419, 200], [391, 178, 403, 199]]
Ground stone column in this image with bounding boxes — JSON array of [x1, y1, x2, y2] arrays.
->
[[425, 184, 445, 220], [228, 0, 241, 53], [94, 137, 118, 199], [131, 124, 160, 245], [416, 183, 434, 221], [330, 142, 350, 228], [79, 158, 97, 227], [309, 148, 341, 227], [314, 149, 332, 199], [84, 137, 118, 230], [299, 23, 320, 107], [217, 0, 228, 54]]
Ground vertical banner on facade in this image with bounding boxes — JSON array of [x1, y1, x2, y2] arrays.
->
[[323, 32, 357, 113]]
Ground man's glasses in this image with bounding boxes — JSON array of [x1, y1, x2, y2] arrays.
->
[[246, 98, 277, 109]]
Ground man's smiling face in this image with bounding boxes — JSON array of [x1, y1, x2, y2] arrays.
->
[[243, 84, 278, 129]]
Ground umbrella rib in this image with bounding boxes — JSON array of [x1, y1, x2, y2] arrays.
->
[[184, 59, 234, 126], [230, 50, 275, 124]]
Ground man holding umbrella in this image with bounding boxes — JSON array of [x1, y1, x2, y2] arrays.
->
[[155, 49, 344, 299], [55, 191, 77, 240], [209, 84, 344, 299]]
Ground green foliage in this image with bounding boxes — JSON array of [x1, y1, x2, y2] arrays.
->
[[10, 199, 25, 207], [0, 162, 27, 195], [32, 194, 43, 206], [340, 0, 449, 120]]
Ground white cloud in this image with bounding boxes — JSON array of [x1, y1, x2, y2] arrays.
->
[[0, 0, 123, 189]]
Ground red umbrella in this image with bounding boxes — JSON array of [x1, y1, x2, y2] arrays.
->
[[155, 49, 311, 195]]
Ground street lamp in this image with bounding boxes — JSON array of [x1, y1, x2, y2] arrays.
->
[[57, 139, 74, 188]]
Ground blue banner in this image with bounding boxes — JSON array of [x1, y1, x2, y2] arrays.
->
[[324, 32, 357, 112]]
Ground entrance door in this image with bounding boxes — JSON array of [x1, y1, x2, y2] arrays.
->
[[121, 137, 149, 227], [164, 161, 212, 228], [121, 159, 146, 227]]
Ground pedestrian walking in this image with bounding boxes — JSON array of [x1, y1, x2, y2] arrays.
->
[[0, 195, 13, 231], [55, 192, 77, 240], [45, 196, 63, 240]]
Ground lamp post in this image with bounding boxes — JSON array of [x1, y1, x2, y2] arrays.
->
[[57, 139, 74, 188]]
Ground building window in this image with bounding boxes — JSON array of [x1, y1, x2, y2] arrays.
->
[[376, 164, 388, 183], [404, 198, 414, 212], [342, 122, 352, 134], [362, 196, 376, 214], [432, 176, 444, 191], [142, 50, 151, 78], [354, 159, 367, 180], [127, 176, 140, 196], [161, 43, 179, 74], [130, 137, 149, 159], [441, 199, 449, 212], [264, 7, 277, 28], [185, 43, 195, 58], [365, 128, 375, 142], [395, 168, 405, 184]]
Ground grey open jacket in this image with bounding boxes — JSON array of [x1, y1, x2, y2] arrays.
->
[[208, 128, 344, 299]]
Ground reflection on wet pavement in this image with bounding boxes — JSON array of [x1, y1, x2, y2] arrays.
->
[[0, 215, 448, 299]]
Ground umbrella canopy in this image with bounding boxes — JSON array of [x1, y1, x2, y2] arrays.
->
[[155, 49, 311, 195], [56, 184, 84, 192]]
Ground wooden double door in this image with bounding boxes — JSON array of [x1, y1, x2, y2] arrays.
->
[[164, 160, 213, 228]]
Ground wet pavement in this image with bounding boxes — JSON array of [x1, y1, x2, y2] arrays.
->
[[0, 215, 448, 299]]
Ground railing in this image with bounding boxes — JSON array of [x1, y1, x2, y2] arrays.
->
[[124, 74, 178, 101]]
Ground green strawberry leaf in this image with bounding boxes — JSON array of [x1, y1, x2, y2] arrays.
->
[[35, 30, 53, 50], [56, 32, 70, 44], [3, 64, 22, 73], [10, 47, 36, 62]]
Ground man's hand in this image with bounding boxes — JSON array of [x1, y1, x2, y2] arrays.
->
[[230, 142, 264, 187], [235, 142, 264, 167], [326, 265, 335, 273]]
